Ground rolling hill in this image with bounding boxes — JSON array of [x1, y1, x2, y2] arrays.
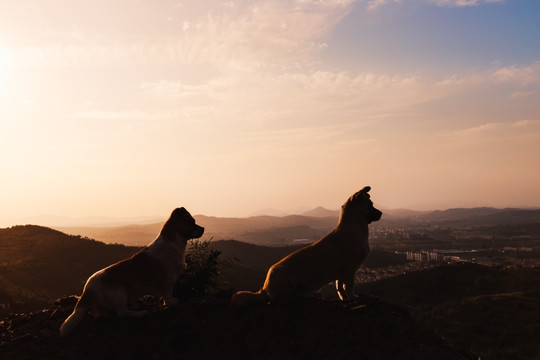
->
[[0, 225, 139, 311], [0, 226, 406, 311], [301, 206, 340, 217], [51, 207, 540, 248], [383, 207, 540, 227], [363, 263, 540, 359], [56, 213, 339, 246]]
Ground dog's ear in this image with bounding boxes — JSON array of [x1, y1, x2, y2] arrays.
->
[[171, 207, 187, 216], [344, 186, 371, 208], [168, 208, 189, 223], [353, 186, 371, 200]]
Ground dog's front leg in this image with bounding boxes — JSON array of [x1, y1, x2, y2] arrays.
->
[[335, 279, 349, 301], [335, 280, 344, 300], [336, 272, 356, 301]]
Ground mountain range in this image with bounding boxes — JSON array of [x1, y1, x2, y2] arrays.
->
[[48, 206, 540, 247], [4, 205, 538, 229]]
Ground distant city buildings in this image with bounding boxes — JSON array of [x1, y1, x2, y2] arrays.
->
[[405, 249, 472, 263], [371, 227, 410, 240], [406, 251, 442, 262]]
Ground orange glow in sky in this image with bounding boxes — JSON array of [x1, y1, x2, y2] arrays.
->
[[1, 0, 539, 225]]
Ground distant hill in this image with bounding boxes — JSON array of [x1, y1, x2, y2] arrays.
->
[[8, 215, 162, 228], [57, 223, 163, 247], [380, 208, 429, 219], [421, 207, 502, 221], [379, 207, 540, 227], [248, 208, 290, 217], [0, 225, 139, 311], [0, 225, 137, 267], [475, 208, 540, 225], [301, 206, 340, 217], [53, 207, 540, 247], [57, 214, 339, 246]]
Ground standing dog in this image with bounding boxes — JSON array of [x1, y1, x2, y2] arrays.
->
[[60, 207, 204, 337], [231, 187, 382, 306]]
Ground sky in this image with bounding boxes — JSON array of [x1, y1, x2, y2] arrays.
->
[[1, 0, 540, 225]]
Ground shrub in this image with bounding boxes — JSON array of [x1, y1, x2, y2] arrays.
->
[[174, 238, 221, 298]]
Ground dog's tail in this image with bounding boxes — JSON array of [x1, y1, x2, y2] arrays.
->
[[59, 291, 91, 337], [231, 289, 269, 307]]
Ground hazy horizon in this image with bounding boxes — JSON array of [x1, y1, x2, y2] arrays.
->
[[1, 1, 539, 226], [2, 203, 540, 229]]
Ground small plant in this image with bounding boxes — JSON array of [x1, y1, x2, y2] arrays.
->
[[174, 238, 221, 298]]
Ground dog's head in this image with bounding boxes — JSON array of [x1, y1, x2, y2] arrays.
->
[[341, 186, 382, 224], [162, 207, 205, 242]]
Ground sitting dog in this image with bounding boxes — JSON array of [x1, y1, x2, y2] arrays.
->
[[231, 187, 382, 306], [60, 207, 204, 336]]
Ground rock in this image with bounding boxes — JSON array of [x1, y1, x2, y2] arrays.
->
[[0, 295, 472, 360]]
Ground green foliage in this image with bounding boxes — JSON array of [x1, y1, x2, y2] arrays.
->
[[174, 239, 221, 298]]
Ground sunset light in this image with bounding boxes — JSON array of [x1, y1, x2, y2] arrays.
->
[[0, 47, 12, 95], [1, 3, 540, 358], [1, 0, 539, 225]]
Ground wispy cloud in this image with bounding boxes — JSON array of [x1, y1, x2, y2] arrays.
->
[[509, 91, 535, 100], [511, 119, 540, 128], [70, 110, 171, 121], [6, 0, 354, 71], [364, 0, 503, 9], [137, 61, 540, 132], [429, 0, 504, 7], [138, 70, 437, 133], [365, 0, 401, 10], [493, 62, 540, 84], [139, 78, 237, 100]]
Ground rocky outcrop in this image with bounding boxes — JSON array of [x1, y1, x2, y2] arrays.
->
[[1, 294, 472, 360]]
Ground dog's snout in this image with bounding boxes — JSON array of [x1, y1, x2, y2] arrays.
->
[[192, 225, 205, 238], [368, 208, 382, 223]]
